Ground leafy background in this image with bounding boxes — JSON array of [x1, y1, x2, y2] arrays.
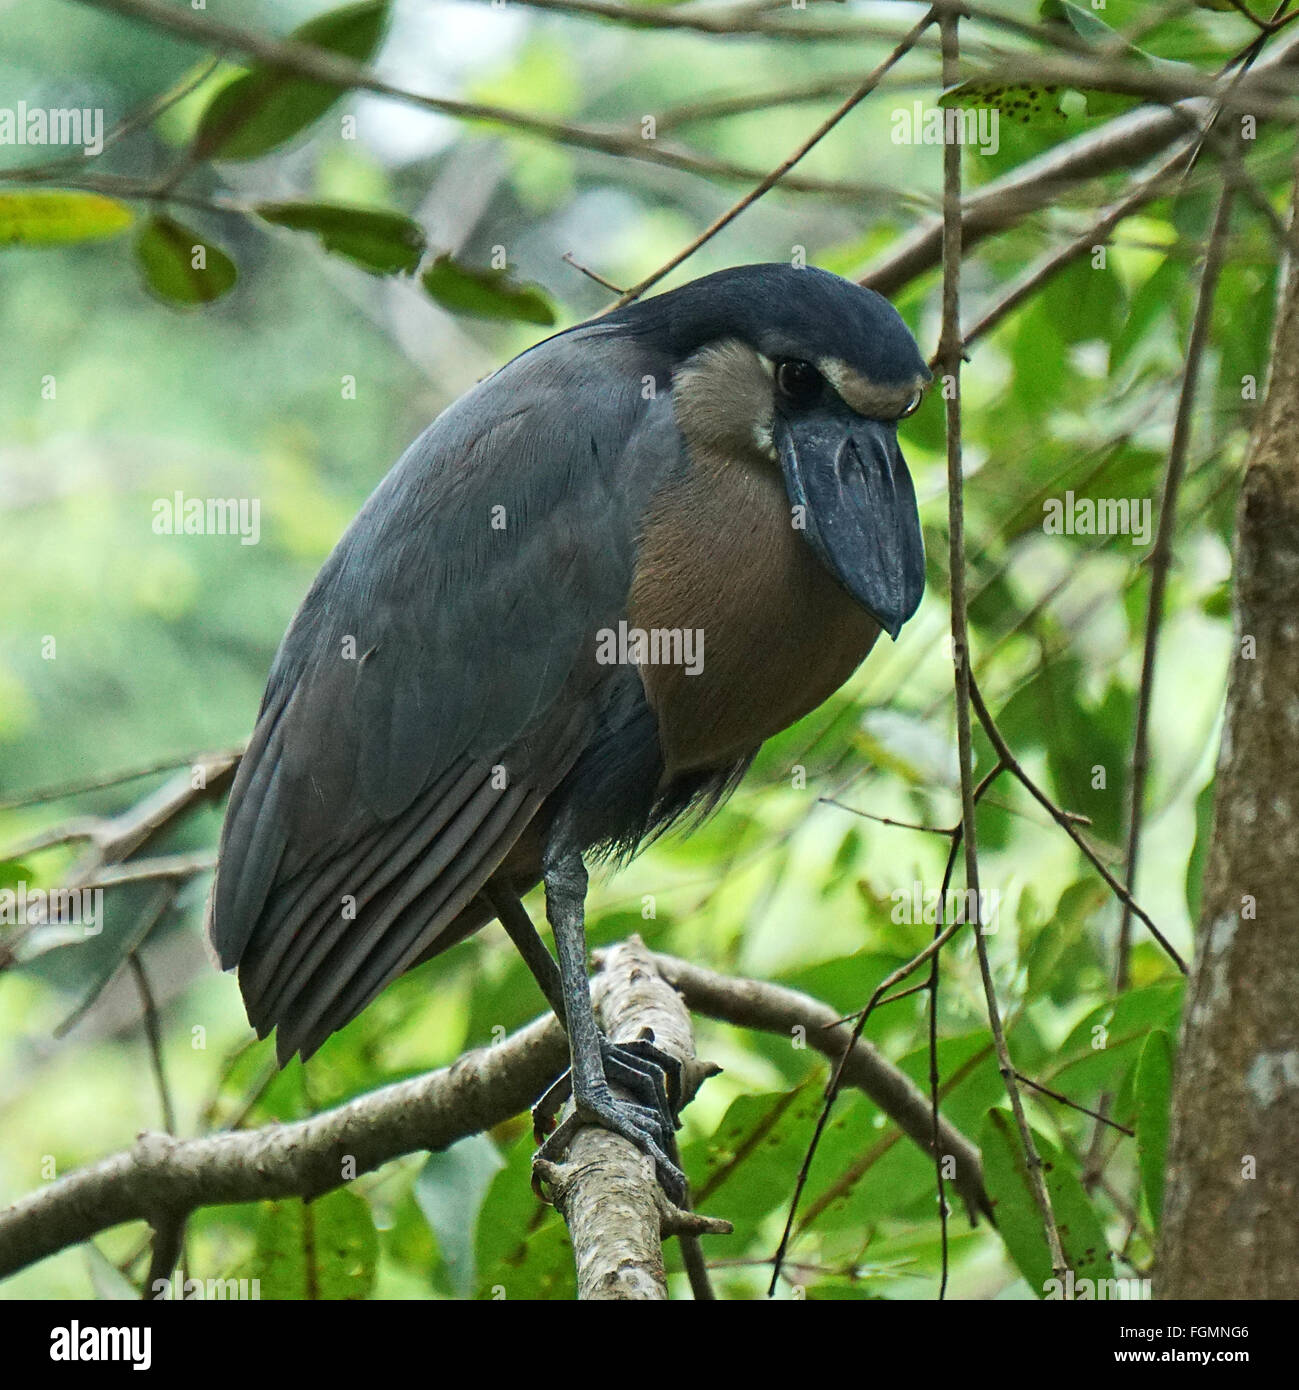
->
[[0, 0, 1278, 1298]]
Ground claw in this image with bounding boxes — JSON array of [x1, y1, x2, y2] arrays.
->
[[530, 1035, 688, 1204], [531, 1070, 571, 1142], [564, 1086, 685, 1204]]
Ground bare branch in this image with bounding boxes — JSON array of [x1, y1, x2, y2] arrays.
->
[[68, 852, 218, 892], [932, 9, 1067, 1287], [0, 1014, 569, 1281], [0, 745, 244, 813], [647, 951, 991, 1222], [538, 938, 728, 1301], [58, 0, 899, 202], [958, 142, 1196, 354], [0, 753, 237, 870], [861, 26, 1299, 296], [1013, 1072, 1135, 1136], [967, 676, 1188, 973]]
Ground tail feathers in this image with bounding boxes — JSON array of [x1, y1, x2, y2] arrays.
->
[[267, 778, 543, 1062]]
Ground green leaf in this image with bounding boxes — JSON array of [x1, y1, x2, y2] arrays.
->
[[1200, 583, 1231, 620], [414, 1134, 504, 1298], [256, 201, 424, 274], [1112, 256, 1186, 374], [1043, 256, 1125, 347], [1040, 0, 1199, 115], [1134, 1029, 1174, 1229], [998, 659, 1132, 843], [134, 216, 237, 306], [1041, 0, 1113, 41], [474, 1131, 574, 1300], [678, 1080, 940, 1254], [192, 1, 388, 162], [1022, 878, 1107, 1004], [980, 1109, 1114, 1297], [421, 254, 556, 325], [1051, 982, 1184, 1095], [0, 860, 28, 893], [249, 1189, 378, 1299], [0, 190, 132, 246], [941, 80, 1066, 125], [1186, 777, 1216, 922]]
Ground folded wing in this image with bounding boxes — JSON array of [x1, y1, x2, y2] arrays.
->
[[210, 330, 672, 1061]]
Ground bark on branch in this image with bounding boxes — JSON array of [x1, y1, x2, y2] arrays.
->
[[0, 945, 988, 1291], [536, 937, 729, 1301], [0, 1014, 567, 1281], [861, 29, 1299, 298]]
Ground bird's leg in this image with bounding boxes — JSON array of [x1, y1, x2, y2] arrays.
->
[[486, 879, 684, 1184], [535, 849, 686, 1202], [487, 883, 683, 1156], [485, 885, 567, 1024], [484, 887, 577, 1138]]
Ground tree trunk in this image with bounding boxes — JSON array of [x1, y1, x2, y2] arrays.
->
[[1157, 192, 1299, 1299]]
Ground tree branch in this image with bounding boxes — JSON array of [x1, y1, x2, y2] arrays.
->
[[646, 951, 991, 1222], [59, 0, 896, 202], [538, 938, 728, 1301], [0, 1014, 568, 1281], [0, 745, 244, 813], [861, 26, 1299, 296], [3, 945, 983, 1292], [1116, 178, 1236, 989], [967, 675, 1188, 973], [937, 9, 1067, 1288]]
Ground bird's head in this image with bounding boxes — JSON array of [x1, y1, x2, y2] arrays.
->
[[610, 263, 930, 640]]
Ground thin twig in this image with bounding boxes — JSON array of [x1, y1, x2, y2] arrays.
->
[[1013, 1072, 1135, 1136], [657, 70, 941, 132], [143, 1214, 185, 1300], [938, 8, 1068, 1287], [560, 252, 626, 293], [766, 760, 1003, 1295], [968, 675, 1187, 974], [1116, 179, 1236, 990], [816, 796, 953, 835], [127, 946, 177, 1134], [605, 7, 937, 310], [1180, 0, 1297, 175], [649, 952, 992, 1226], [54, 884, 177, 1039], [0, 746, 243, 812], [958, 141, 1196, 356], [55, 0, 907, 204], [0, 56, 221, 186], [71, 851, 218, 891], [679, 1230, 716, 1301], [860, 26, 1299, 297]]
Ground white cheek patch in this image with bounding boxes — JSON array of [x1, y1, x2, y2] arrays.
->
[[752, 419, 776, 460]]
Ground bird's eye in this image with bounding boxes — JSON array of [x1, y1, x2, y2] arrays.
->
[[776, 359, 822, 406], [897, 388, 925, 420]]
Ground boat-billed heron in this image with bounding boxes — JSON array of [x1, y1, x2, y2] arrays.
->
[[210, 263, 929, 1199]]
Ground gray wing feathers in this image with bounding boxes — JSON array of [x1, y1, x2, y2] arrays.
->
[[211, 331, 668, 1059]]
